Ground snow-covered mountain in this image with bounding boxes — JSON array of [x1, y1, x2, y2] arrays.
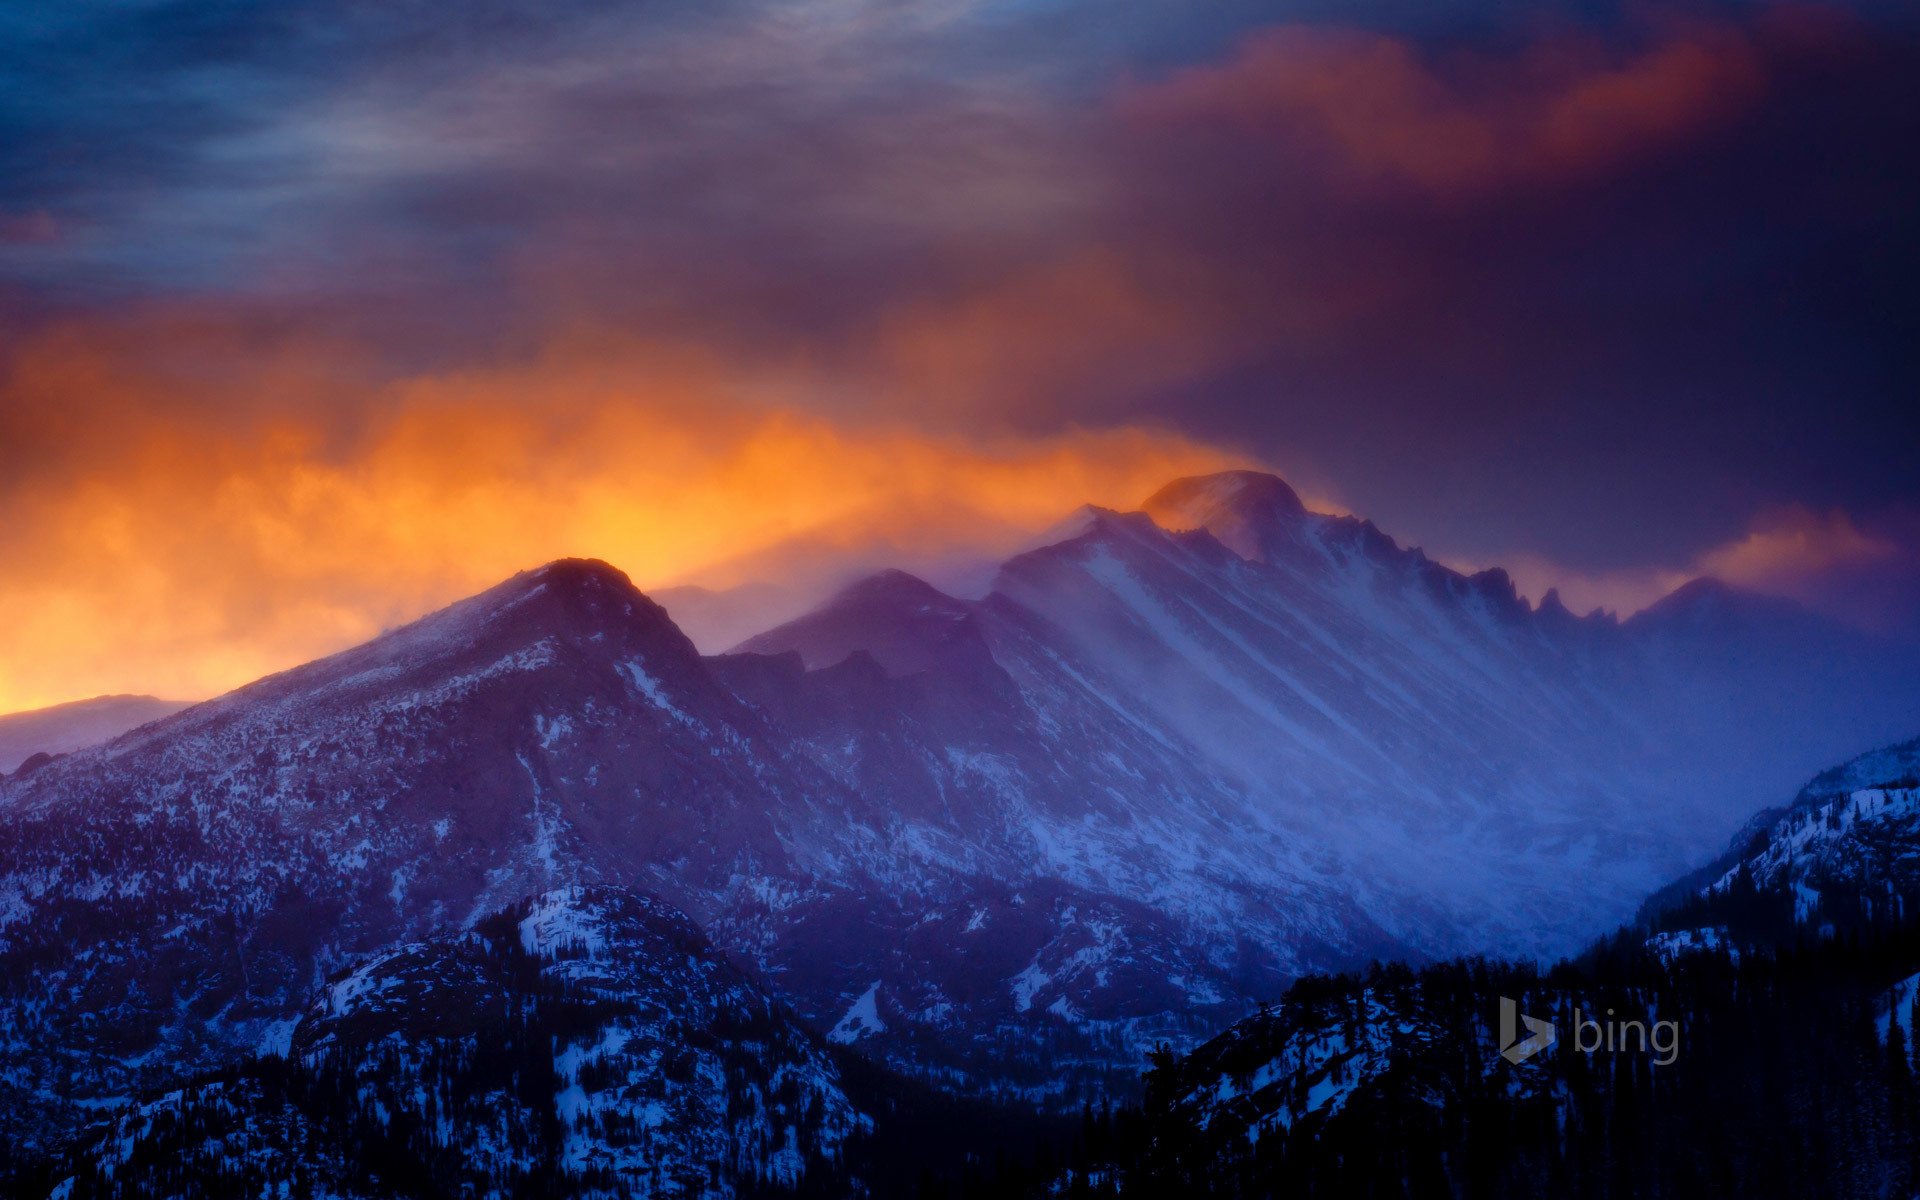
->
[[0, 694, 189, 775], [1143, 743, 1920, 1171], [1646, 733, 1920, 936], [3, 471, 1918, 1175], [746, 470, 1920, 956], [37, 885, 867, 1199], [1084, 733, 1920, 1197], [1137, 961, 1559, 1155]]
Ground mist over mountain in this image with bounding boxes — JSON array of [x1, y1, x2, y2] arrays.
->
[[0, 694, 189, 775]]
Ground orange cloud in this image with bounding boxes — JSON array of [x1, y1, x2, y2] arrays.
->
[[0, 315, 1247, 713], [1121, 19, 1769, 198], [1696, 505, 1899, 589], [864, 249, 1236, 416], [1493, 505, 1905, 622]]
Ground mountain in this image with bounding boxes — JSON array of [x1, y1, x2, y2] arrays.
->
[[1643, 733, 1920, 941], [0, 695, 190, 775], [735, 569, 978, 675], [1064, 733, 1920, 1198], [3, 472, 1919, 1174], [747, 471, 1920, 958], [0, 559, 835, 1156], [31, 885, 868, 1199], [0, 554, 1319, 1160], [650, 519, 1018, 654], [1798, 734, 1920, 803], [1075, 942, 1920, 1198]]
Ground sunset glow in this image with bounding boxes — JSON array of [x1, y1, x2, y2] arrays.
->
[[0, 317, 1246, 710], [3, 2, 1919, 1191], [1, 0, 1914, 712]]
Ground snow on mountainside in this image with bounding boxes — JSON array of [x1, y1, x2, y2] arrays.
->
[[1146, 965, 1556, 1151], [0, 553, 1359, 1159], [1158, 977, 1456, 1145], [0, 695, 190, 775], [980, 500, 1651, 954], [1794, 733, 1920, 806], [1102, 735, 1920, 1197], [1710, 785, 1920, 907], [0, 559, 835, 1153], [750, 471, 1920, 959], [1663, 734, 1920, 932], [1636, 732, 1920, 957], [1086, 913, 1882, 1195], [3, 473, 1919, 1172], [43, 885, 866, 1199]]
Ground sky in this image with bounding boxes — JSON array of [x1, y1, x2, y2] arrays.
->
[[1, 0, 1917, 710]]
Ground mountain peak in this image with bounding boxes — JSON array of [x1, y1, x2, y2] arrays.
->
[[144, 556, 699, 739], [1658, 575, 1738, 605], [830, 568, 964, 611], [490, 557, 649, 612], [1141, 470, 1309, 561], [1631, 576, 1785, 628], [733, 568, 978, 675], [1143, 470, 1307, 524], [528, 555, 636, 589], [466, 557, 664, 625]]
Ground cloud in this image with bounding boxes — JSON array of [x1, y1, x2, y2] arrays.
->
[[1089, 6, 1920, 579], [1496, 504, 1920, 632], [0, 312, 1247, 712], [0, 210, 59, 245], [1697, 505, 1920, 633], [2, 0, 1100, 322], [860, 249, 1241, 421], [0, 0, 1915, 706], [1118, 19, 1769, 199], [1696, 505, 1900, 587]]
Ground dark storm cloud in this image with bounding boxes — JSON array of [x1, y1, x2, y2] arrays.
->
[[2, 0, 1120, 353], [0, 0, 1915, 630], [1101, 10, 1920, 578]]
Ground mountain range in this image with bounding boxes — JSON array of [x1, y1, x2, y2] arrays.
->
[[28, 730, 1920, 1198], [3, 469, 1918, 1192]]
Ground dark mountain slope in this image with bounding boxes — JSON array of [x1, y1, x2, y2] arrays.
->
[[0, 559, 847, 1153], [32, 885, 869, 1200], [1060, 732, 1920, 1199]]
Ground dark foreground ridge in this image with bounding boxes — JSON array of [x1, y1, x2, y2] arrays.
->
[[1058, 734, 1920, 1198]]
